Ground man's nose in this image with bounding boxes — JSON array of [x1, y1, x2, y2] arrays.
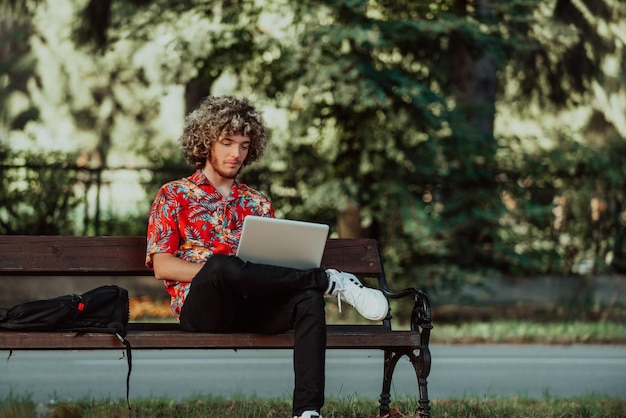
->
[[232, 147, 244, 160]]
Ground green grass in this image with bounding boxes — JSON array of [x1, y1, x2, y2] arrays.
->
[[430, 320, 626, 345], [1, 396, 625, 418]]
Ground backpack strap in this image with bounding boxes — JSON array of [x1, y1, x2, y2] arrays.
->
[[114, 332, 133, 410], [72, 323, 132, 409]]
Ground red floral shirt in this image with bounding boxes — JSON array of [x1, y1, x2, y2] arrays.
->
[[146, 169, 274, 318]]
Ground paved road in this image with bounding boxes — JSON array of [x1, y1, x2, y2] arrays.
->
[[1, 345, 625, 403]]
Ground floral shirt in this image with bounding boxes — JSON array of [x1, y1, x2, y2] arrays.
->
[[146, 169, 274, 319]]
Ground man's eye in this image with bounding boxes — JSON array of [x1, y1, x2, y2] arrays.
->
[[241, 144, 250, 150]]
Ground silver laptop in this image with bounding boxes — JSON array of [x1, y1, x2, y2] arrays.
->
[[236, 216, 329, 269]]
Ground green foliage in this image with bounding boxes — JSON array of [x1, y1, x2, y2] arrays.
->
[[0, 15, 39, 130], [497, 133, 626, 275], [255, 0, 538, 291], [2, 0, 625, 296], [433, 320, 626, 345], [0, 145, 81, 235]]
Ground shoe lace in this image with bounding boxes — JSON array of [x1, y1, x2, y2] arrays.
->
[[335, 291, 343, 313], [333, 277, 364, 314]]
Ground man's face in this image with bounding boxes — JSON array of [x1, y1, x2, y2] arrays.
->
[[207, 134, 251, 179]]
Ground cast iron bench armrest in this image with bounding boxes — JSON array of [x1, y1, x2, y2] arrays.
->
[[367, 240, 432, 337]]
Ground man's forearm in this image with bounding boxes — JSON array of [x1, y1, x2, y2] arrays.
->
[[152, 252, 205, 282]]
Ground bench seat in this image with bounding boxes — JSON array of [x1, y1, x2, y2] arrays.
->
[[0, 324, 421, 350]]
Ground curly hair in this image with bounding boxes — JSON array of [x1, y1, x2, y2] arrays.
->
[[179, 96, 267, 168]]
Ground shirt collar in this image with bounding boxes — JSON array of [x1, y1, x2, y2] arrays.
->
[[189, 169, 241, 198], [189, 169, 211, 186]]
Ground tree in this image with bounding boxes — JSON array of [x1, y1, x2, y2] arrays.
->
[[3, 0, 625, 289], [495, 0, 626, 274], [263, 0, 541, 290]]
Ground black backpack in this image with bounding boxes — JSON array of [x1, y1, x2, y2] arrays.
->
[[0, 285, 133, 407], [0, 284, 129, 333]]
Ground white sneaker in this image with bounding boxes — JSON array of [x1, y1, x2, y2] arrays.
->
[[326, 269, 388, 321], [294, 411, 322, 418]]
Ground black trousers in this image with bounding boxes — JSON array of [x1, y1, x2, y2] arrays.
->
[[179, 254, 329, 415]]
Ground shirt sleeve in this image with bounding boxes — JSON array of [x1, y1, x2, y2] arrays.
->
[[145, 184, 181, 269]]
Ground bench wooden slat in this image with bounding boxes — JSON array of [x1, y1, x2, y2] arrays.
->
[[0, 236, 382, 276], [0, 236, 149, 276], [0, 325, 420, 350]]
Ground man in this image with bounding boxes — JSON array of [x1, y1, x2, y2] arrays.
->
[[146, 95, 388, 418]]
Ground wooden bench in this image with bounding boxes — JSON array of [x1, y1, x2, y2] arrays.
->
[[0, 236, 433, 417]]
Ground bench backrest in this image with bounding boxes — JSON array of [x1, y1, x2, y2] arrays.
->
[[0, 236, 383, 277]]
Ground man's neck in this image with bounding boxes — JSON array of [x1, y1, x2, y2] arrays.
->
[[202, 167, 235, 198]]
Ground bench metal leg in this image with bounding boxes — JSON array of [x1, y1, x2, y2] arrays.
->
[[379, 346, 431, 417], [415, 346, 432, 416], [379, 288, 433, 417]]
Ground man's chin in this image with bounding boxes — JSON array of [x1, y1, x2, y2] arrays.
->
[[217, 168, 241, 179]]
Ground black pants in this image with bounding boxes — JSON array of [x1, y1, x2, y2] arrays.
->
[[180, 254, 329, 415]]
